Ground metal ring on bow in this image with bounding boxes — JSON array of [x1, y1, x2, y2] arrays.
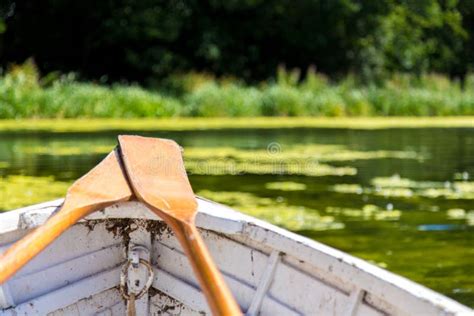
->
[[120, 258, 155, 300]]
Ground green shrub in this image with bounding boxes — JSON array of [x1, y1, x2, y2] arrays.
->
[[183, 82, 263, 117], [262, 86, 307, 116]]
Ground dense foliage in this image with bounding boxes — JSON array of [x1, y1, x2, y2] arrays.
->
[[1, 60, 472, 118], [0, 0, 473, 83]]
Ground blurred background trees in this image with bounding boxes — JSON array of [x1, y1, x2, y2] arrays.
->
[[0, 0, 472, 85]]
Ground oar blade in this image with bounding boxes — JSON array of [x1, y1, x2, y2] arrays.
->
[[63, 149, 133, 209], [118, 135, 197, 222]]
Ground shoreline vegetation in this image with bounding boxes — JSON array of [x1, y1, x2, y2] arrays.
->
[[0, 117, 472, 133], [1, 61, 473, 121]]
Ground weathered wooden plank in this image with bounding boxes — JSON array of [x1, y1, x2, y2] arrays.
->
[[9, 244, 122, 305], [1, 223, 121, 279], [344, 288, 365, 316], [48, 288, 123, 316], [150, 290, 203, 316], [246, 250, 281, 316], [238, 218, 470, 315], [154, 242, 254, 311], [152, 266, 209, 314], [155, 228, 268, 288], [2, 267, 120, 315], [0, 282, 14, 309]]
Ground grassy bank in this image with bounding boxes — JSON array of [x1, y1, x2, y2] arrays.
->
[[1, 61, 474, 119], [0, 117, 473, 133]]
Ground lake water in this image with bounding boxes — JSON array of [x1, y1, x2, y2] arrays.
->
[[0, 127, 473, 307]]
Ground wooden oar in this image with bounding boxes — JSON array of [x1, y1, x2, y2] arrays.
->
[[0, 149, 133, 284], [118, 135, 242, 315]]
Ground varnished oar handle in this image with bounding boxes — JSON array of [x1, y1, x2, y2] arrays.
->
[[0, 204, 96, 284], [169, 219, 242, 315]]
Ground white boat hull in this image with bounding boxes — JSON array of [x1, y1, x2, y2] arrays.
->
[[0, 198, 472, 315]]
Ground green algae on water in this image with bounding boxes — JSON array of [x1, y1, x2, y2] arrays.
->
[[14, 141, 424, 179], [331, 182, 414, 198], [197, 190, 344, 231], [326, 204, 402, 221], [17, 142, 114, 156], [184, 144, 424, 177], [0, 175, 70, 211], [185, 157, 356, 177], [184, 144, 423, 163], [447, 209, 474, 225], [331, 184, 366, 195], [333, 174, 474, 200], [423, 181, 474, 200], [265, 181, 307, 191], [372, 174, 418, 188]]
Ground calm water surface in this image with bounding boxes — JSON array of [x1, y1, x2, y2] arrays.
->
[[0, 128, 473, 306]]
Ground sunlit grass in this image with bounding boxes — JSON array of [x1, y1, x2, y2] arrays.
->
[[0, 117, 473, 133]]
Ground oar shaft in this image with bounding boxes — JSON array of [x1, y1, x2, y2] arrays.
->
[[0, 204, 95, 284], [167, 219, 242, 315]]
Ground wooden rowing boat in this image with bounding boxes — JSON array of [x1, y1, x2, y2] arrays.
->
[[0, 198, 471, 315]]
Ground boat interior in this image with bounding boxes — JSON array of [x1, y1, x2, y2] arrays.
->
[[0, 199, 470, 315]]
